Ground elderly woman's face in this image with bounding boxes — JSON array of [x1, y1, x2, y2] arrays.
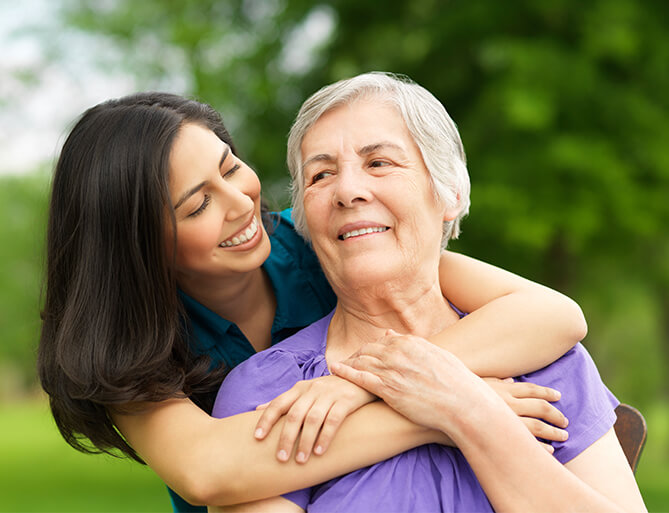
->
[[300, 99, 455, 291]]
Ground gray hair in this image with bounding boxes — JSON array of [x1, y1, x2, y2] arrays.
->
[[286, 71, 471, 248]]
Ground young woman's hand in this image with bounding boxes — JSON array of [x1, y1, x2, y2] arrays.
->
[[482, 377, 569, 452], [253, 375, 377, 463]]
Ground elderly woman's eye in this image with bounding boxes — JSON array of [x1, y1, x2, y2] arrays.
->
[[369, 160, 390, 168], [311, 171, 332, 184]]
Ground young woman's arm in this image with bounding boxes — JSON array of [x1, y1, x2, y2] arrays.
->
[[115, 381, 560, 507], [210, 496, 303, 513], [432, 251, 587, 377], [113, 398, 442, 506]]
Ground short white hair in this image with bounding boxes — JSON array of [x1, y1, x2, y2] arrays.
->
[[286, 71, 470, 248]]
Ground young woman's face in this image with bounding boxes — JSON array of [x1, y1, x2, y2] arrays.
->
[[166, 123, 271, 285]]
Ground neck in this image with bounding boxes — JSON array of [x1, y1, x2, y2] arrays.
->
[[326, 274, 458, 363], [179, 268, 276, 351]]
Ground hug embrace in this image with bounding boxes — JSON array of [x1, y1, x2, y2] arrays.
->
[[38, 72, 645, 512]]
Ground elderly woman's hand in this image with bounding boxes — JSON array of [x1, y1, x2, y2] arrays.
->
[[253, 375, 377, 464], [331, 329, 480, 433], [331, 330, 568, 449]]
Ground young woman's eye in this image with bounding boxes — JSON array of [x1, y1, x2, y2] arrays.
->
[[189, 194, 211, 217], [224, 163, 240, 178]]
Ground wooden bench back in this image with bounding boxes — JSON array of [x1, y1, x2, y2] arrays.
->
[[614, 403, 647, 473]]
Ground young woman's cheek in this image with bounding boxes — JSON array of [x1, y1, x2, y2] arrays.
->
[[174, 215, 221, 271]]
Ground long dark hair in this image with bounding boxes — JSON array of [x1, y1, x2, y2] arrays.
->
[[38, 93, 234, 463]]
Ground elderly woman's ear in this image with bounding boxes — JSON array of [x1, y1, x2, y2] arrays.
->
[[441, 190, 463, 222], [443, 205, 462, 222]]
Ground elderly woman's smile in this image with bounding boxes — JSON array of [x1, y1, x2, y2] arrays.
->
[[337, 223, 390, 241]]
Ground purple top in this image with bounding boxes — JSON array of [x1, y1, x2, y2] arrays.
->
[[212, 310, 619, 512]]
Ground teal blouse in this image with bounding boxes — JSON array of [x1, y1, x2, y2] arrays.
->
[[169, 209, 336, 512]]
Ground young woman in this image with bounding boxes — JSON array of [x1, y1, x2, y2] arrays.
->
[[38, 92, 586, 511]]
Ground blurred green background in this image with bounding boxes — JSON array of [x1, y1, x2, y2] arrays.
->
[[1, 0, 667, 511]]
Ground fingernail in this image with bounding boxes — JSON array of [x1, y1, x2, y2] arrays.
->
[[314, 445, 323, 455], [330, 362, 340, 372], [277, 450, 288, 461], [254, 428, 264, 439], [559, 429, 569, 441], [296, 452, 306, 463], [553, 390, 561, 400], [561, 417, 569, 428]]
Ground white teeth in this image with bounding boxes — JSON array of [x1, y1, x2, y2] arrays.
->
[[220, 217, 259, 248], [340, 226, 388, 241]]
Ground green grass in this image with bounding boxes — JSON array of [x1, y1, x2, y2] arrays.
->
[[1, 398, 668, 512], [0, 399, 169, 512]]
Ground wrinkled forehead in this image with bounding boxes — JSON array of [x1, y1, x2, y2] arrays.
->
[[306, 91, 400, 133], [301, 97, 414, 155]]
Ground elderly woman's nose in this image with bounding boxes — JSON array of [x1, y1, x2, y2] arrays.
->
[[332, 167, 372, 207]]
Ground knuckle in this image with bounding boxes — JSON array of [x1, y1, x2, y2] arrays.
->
[[540, 402, 556, 417], [264, 403, 283, 416], [304, 411, 324, 426], [535, 386, 553, 400], [295, 380, 309, 390], [512, 382, 531, 397], [258, 411, 277, 426], [324, 411, 343, 426], [285, 410, 302, 423], [531, 420, 549, 437]]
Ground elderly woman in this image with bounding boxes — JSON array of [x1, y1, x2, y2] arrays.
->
[[210, 73, 645, 512]]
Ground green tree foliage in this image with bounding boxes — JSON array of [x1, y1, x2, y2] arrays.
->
[[0, 173, 49, 391], [47, 0, 668, 407]]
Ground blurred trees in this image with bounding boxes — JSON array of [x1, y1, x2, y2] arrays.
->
[[0, 173, 49, 396], [4, 0, 667, 407]]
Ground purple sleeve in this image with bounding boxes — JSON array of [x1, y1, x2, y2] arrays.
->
[[516, 343, 619, 464], [212, 348, 304, 417], [211, 348, 312, 509]]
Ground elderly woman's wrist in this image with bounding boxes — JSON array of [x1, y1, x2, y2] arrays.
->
[[436, 386, 509, 442]]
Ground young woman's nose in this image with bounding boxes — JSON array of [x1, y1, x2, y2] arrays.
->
[[332, 165, 372, 208], [219, 179, 255, 221]]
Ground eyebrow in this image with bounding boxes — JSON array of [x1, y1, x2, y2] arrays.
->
[[173, 147, 229, 210], [174, 181, 208, 210], [303, 153, 335, 169], [302, 141, 406, 169], [219, 145, 230, 169], [359, 141, 406, 156]]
